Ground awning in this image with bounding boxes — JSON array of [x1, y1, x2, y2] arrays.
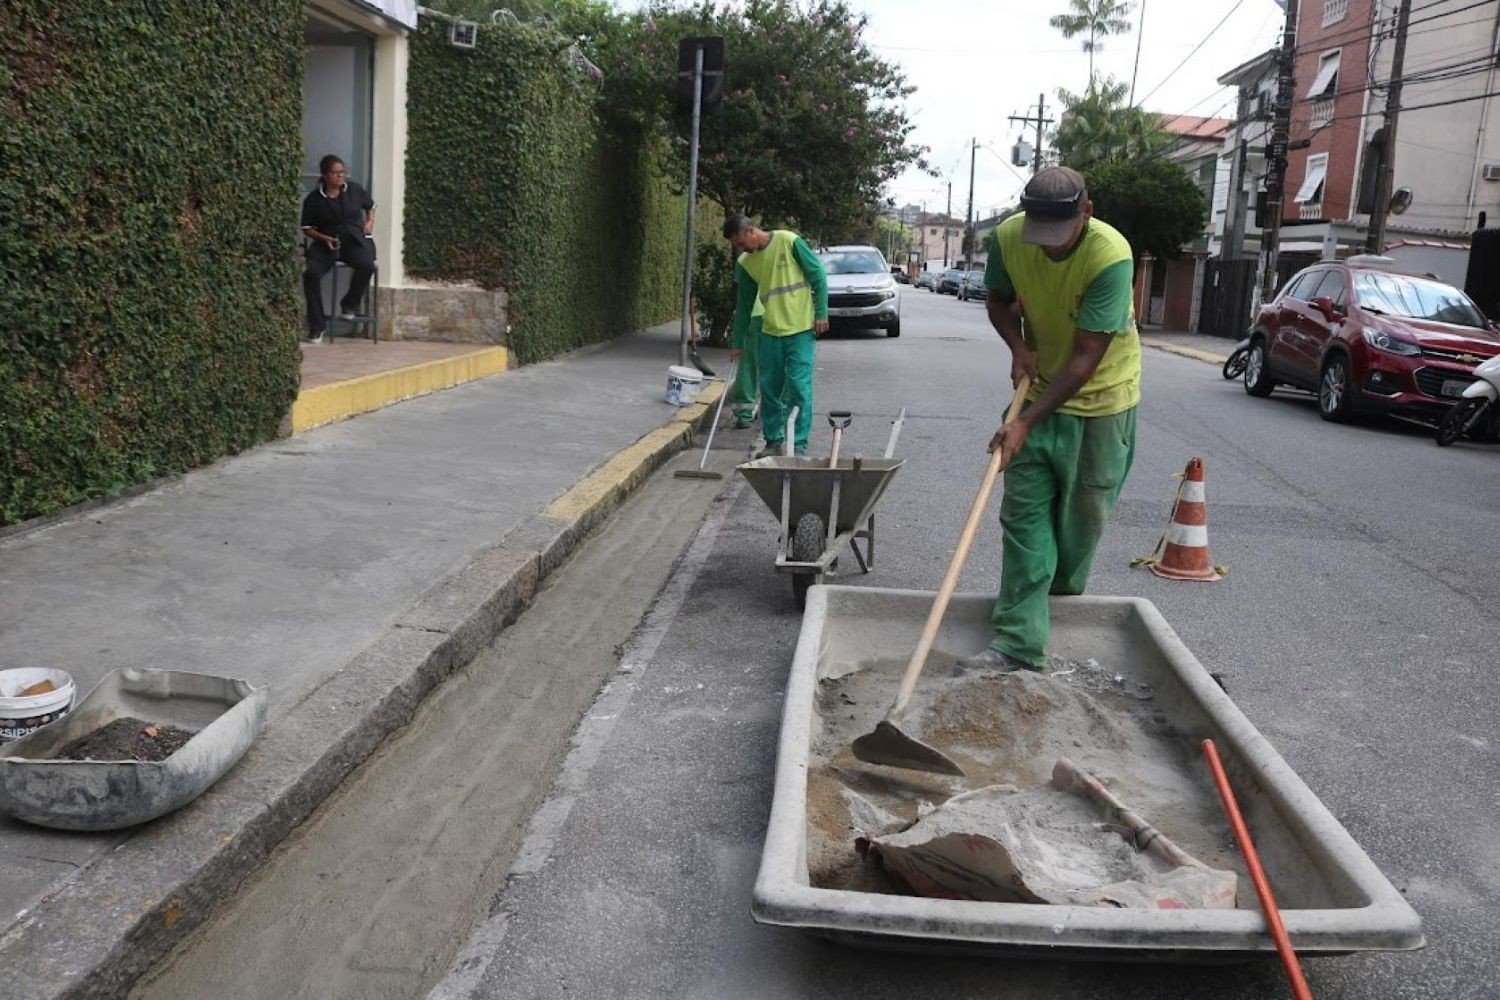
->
[[1295, 157, 1328, 203], [1306, 51, 1340, 98]]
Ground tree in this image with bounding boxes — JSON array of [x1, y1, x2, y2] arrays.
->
[[1049, 0, 1133, 91], [584, 1, 925, 340], [1052, 77, 1171, 170], [1082, 159, 1208, 263]]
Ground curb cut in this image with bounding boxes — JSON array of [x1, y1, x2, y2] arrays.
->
[[0, 383, 727, 1000], [1140, 336, 1231, 365]]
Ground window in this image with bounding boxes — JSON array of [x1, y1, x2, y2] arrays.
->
[[929, 227, 937, 235], [1295, 153, 1329, 206], [1354, 272, 1488, 328], [1322, 0, 1348, 27], [1318, 269, 1348, 308], [1307, 50, 1340, 128], [1283, 271, 1318, 301]]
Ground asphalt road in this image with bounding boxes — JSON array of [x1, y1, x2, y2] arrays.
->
[[437, 287, 1500, 999]]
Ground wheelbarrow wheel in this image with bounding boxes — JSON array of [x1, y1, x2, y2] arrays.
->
[[792, 512, 825, 609]]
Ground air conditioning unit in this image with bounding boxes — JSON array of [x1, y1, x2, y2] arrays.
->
[[449, 20, 478, 50], [1482, 163, 1500, 182]]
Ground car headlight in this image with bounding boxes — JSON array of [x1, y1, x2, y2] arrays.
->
[[880, 288, 897, 300], [1362, 329, 1421, 356]]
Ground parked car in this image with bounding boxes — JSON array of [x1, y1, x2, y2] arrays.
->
[[890, 267, 911, 285], [1244, 255, 1500, 422], [958, 270, 988, 302], [915, 271, 937, 291], [818, 245, 901, 337], [938, 268, 966, 294]]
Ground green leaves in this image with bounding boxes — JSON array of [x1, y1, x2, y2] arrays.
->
[[1, 0, 303, 525], [1084, 159, 1209, 264]]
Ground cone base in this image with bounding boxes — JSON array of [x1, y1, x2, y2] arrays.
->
[[1150, 561, 1222, 582]]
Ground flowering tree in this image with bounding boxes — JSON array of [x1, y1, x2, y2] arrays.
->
[[589, 1, 925, 241]]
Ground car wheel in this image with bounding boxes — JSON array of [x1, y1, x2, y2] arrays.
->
[[1318, 354, 1356, 422], [886, 320, 901, 338], [1243, 338, 1275, 397]]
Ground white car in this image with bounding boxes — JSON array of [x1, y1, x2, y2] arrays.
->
[[818, 245, 901, 338]]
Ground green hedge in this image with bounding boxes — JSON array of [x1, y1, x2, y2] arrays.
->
[[0, 1, 304, 525], [405, 19, 717, 364]]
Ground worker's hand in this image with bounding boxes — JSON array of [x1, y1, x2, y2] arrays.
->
[[814, 318, 830, 335], [1010, 344, 1039, 389], [988, 417, 1030, 467], [729, 348, 742, 362]]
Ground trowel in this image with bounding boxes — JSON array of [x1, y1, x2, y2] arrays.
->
[[851, 379, 1031, 777]]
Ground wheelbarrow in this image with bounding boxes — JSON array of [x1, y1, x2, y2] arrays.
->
[[738, 408, 906, 608]]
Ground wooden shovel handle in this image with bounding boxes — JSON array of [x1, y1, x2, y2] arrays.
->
[[891, 377, 1031, 715]]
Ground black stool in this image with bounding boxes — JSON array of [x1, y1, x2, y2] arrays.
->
[[326, 259, 379, 343]]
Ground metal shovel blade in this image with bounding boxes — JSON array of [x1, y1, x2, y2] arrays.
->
[[851, 720, 965, 777], [673, 469, 723, 480]]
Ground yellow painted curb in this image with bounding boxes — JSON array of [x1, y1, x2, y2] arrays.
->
[[291, 346, 510, 433], [543, 380, 726, 523], [1140, 337, 1229, 365]]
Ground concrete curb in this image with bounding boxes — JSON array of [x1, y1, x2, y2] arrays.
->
[[0, 384, 727, 1000], [1140, 336, 1231, 365]]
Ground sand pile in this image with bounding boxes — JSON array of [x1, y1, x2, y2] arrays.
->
[[807, 656, 1246, 905]]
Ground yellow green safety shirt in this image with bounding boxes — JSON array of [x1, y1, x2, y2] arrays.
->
[[732, 230, 828, 347], [984, 216, 1141, 418]]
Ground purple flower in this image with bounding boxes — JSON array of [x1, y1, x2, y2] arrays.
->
[[845, 128, 855, 139]]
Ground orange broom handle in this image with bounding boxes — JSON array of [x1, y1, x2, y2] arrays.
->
[[1202, 739, 1314, 1000]]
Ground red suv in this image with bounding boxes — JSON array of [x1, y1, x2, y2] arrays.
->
[[1244, 257, 1500, 422]]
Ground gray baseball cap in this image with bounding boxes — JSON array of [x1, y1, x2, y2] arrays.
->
[[1019, 166, 1088, 246]]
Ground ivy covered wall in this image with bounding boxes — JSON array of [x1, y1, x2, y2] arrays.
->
[[0, 1, 304, 525], [404, 19, 715, 364]]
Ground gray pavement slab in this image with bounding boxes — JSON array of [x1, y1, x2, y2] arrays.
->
[[444, 291, 1499, 999], [0, 322, 723, 997]]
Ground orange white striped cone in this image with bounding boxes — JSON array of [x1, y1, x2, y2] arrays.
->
[[1141, 457, 1223, 582]]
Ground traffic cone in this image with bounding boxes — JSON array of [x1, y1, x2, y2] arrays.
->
[[1142, 457, 1222, 582]]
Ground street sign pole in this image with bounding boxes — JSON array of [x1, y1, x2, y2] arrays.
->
[[678, 42, 704, 369]]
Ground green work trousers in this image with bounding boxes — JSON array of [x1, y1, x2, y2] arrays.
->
[[759, 329, 815, 450], [989, 406, 1137, 668], [729, 317, 763, 421]]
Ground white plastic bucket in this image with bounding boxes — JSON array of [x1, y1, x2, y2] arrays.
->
[[665, 365, 704, 407], [0, 668, 77, 744]]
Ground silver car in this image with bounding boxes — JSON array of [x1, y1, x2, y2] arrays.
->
[[818, 245, 901, 338]]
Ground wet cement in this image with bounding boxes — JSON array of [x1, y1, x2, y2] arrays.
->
[[807, 655, 1250, 904]]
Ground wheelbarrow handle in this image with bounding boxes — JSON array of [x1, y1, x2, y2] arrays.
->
[[827, 410, 853, 430]]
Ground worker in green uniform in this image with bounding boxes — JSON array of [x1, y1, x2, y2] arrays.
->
[[728, 293, 765, 429], [724, 214, 829, 456], [956, 166, 1141, 674]]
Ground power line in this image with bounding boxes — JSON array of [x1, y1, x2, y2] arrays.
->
[[1293, 0, 1495, 55], [1300, 50, 1497, 105], [1318, 81, 1500, 125], [1134, 0, 1248, 108]]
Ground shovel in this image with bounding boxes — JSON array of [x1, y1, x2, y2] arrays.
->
[[688, 299, 715, 377], [851, 378, 1031, 776]]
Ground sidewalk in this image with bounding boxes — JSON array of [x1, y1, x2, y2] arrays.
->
[[1138, 327, 1237, 364], [0, 323, 726, 999]]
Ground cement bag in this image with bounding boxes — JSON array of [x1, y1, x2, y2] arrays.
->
[[856, 756, 1237, 910]]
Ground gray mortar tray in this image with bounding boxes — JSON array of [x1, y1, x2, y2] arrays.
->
[[0, 668, 267, 831], [752, 586, 1424, 962]]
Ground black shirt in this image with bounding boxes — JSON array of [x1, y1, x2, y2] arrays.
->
[[300, 182, 374, 241]]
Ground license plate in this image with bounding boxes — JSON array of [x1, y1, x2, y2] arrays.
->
[[828, 308, 855, 317], [1442, 380, 1468, 398]]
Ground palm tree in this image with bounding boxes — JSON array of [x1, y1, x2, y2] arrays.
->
[[1049, 0, 1134, 91]]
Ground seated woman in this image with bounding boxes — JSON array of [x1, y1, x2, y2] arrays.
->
[[299, 154, 375, 343]]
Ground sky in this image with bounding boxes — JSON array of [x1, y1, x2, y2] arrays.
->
[[606, 0, 1288, 224], [859, 0, 1288, 221]]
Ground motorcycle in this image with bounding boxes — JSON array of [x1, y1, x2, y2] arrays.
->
[[1222, 336, 1251, 381], [1436, 353, 1500, 446]]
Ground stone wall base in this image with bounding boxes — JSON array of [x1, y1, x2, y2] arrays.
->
[[378, 283, 508, 345]]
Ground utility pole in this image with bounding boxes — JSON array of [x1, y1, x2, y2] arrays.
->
[[1222, 85, 1251, 261], [1366, 0, 1413, 254], [943, 181, 953, 266], [1129, 0, 1148, 106], [1259, 0, 1299, 303], [1008, 94, 1054, 175], [964, 138, 977, 265]]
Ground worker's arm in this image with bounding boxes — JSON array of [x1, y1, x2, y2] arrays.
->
[[792, 237, 830, 334], [731, 261, 759, 360], [988, 257, 1134, 464], [983, 234, 1038, 386]]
